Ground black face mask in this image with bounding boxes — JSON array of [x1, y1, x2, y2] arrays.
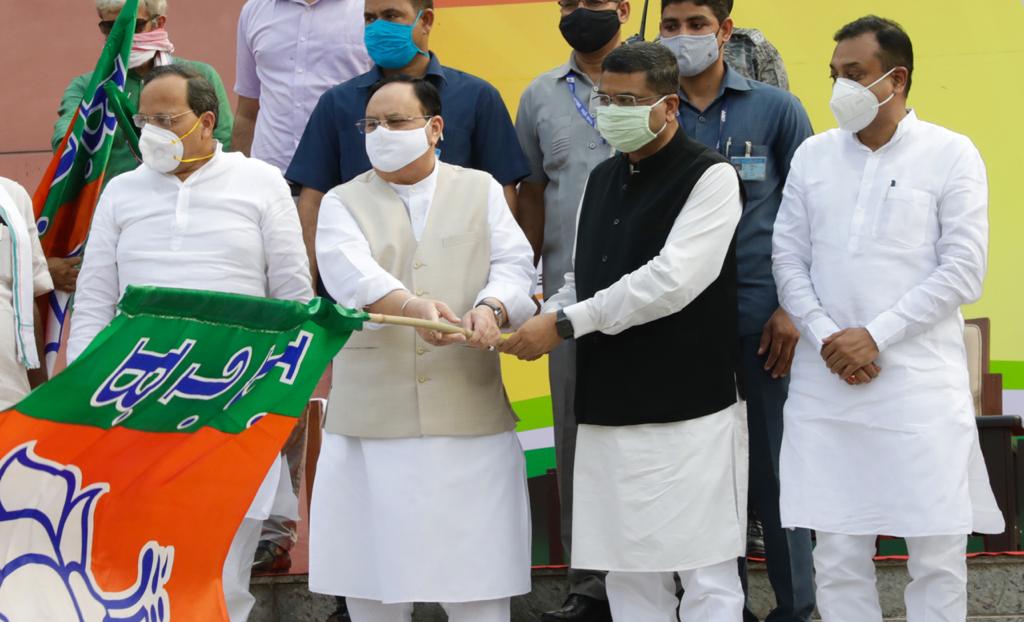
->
[[559, 8, 621, 54]]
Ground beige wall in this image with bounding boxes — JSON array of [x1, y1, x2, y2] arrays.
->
[[0, 0, 246, 190]]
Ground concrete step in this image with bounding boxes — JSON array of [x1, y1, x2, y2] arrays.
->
[[251, 557, 1024, 621]]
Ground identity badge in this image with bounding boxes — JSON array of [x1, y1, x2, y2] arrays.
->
[[731, 156, 768, 182]]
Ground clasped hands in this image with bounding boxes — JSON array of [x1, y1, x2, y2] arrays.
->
[[821, 327, 882, 386], [401, 297, 502, 350]]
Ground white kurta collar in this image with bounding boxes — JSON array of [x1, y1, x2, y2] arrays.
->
[[849, 109, 919, 153]]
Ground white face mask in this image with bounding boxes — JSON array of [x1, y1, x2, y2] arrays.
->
[[829, 67, 897, 133], [365, 123, 433, 173], [138, 118, 211, 174], [658, 32, 720, 77]]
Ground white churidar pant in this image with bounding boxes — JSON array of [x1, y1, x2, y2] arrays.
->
[[346, 597, 511, 622], [604, 558, 744, 622], [814, 532, 968, 622], [222, 517, 263, 622]]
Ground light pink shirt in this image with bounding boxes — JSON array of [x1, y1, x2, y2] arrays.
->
[[236, 0, 372, 173]]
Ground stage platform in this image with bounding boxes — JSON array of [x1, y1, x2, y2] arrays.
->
[[250, 556, 1024, 621]]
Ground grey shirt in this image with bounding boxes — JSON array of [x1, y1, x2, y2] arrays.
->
[[515, 54, 615, 299]]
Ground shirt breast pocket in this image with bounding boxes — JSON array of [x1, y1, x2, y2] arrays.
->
[[539, 115, 572, 173], [873, 187, 936, 248]]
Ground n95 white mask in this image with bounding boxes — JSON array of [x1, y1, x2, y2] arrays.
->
[[365, 124, 432, 173], [829, 67, 896, 133], [138, 118, 212, 174]]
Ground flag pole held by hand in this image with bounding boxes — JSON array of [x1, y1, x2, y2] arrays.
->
[[367, 313, 473, 338]]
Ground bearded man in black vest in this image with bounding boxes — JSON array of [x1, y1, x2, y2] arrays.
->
[[501, 42, 747, 620]]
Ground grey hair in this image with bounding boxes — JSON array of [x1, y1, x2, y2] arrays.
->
[[95, 0, 167, 17]]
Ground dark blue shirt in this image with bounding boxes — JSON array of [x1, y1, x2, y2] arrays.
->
[[286, 53, 530, 191], [678, 65, 813, 336]]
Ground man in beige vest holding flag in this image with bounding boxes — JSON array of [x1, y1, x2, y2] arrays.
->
[[310, 75, 537, 622]]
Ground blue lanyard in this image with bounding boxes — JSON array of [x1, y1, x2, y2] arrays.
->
[[565, 74, 597, 129], [715, 98, 729, 154]]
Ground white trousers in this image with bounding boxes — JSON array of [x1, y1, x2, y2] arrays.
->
[[222, 517, 263, 622], [814, 532, 968, 622], [347, 597, 511, 622], [605, 558, 744, 622]]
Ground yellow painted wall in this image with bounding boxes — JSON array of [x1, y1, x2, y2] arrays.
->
[[433, 1, 1024, 361]]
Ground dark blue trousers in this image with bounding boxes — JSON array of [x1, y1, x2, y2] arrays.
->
[[737, 334, 815, 622]]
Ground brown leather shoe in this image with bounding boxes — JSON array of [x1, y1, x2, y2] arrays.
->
[[251, 540, 291, 574]]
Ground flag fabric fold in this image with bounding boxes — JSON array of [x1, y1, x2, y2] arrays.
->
[[31, 0, 139, 373], [0, 286, 367, 621]]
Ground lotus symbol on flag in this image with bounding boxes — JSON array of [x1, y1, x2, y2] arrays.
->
[[0, 442, 175, 621]]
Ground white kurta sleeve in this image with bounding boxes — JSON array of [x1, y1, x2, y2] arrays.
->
[[67, 192, 121, 363], [772, 147, 842, 346], [6, 180, 53, 296], [261, 189, 314, 303], [474, 180, 537, 328], [864, 139, 989, 351], [315, 191, 407, 309], [562, 162, 741, 338]]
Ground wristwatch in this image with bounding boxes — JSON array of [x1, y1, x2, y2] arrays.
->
[[555, 309, 575, 340], [475, 300, 504, 325]]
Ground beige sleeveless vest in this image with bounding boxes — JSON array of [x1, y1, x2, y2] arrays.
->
[[324, 163, 518, 438]]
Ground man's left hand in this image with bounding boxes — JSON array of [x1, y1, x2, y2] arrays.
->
[[821, 328, 880, 378], [759, 308, 800, 379], [498, 313, 561, 361]]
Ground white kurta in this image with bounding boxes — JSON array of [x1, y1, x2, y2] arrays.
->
[[313, 163, 536, 601], [69, 145, 313, 520], [0, 179, 53, 408], [772, 111, 1004, 537], [545, 162, 747, 570]]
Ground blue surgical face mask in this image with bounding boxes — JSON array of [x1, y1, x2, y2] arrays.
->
[[364, 10, 429, 69]]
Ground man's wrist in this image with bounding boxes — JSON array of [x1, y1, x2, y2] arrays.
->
[[475, 299, 504, 326]]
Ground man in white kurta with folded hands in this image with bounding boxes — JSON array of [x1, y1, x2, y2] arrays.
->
[[772, 15, 1004, 622], [311, 75, 536, 622], [68, 65, 312, 622]]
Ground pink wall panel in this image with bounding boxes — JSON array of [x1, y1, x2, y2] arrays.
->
[[0, 0, 246, 190]]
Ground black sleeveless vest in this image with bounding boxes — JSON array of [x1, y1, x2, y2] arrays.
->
[[574, 130, 739, 427]]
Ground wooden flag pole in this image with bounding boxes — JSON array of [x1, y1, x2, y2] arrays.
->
[[367, 313, 473, 338]]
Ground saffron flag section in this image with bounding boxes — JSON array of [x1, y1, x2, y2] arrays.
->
[[31, 0, 138, 372], [0, 286, 367, 621]]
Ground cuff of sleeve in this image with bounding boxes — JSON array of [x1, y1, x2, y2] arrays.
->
[[865, 310, 906, 352], [355, 274, 407, 311], [807, 315, 842, 347], [563, 301, 597, 339], [476, 284, 535, 329]]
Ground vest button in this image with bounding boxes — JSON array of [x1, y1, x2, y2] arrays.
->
[[418, 376, 428, 383], [415, 288, 425, 296], [601, 255, 608, 262], [417, 347, 426, 355], [413, 260, 423, 269], [613, 218, 620, 225]]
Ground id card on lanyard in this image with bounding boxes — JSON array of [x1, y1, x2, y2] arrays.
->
[[718, 97, 767, 182], [566, 74, 606, 145]]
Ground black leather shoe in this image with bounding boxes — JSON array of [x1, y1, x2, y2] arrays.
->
[[251, 540, 291, 574], [326, 596, 350, 622], [541, 594, 612, 622]]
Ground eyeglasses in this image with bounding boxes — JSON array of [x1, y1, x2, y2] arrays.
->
[[355, 116, 433, 134], [591, 93, 667, 107], [132, 110, 194, 129], [98, 17, 156, 35], [557, 0, 619, 10]]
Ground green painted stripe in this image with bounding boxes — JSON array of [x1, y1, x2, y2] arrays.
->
[[512, 395, 554, 432], [525, 447, 556, 478], [991, 360, 1024, 390]]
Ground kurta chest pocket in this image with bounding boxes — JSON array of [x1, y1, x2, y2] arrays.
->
[[873, 187, 936, 248]]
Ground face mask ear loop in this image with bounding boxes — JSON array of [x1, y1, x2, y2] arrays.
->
[[171, 116, 202, 146]]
